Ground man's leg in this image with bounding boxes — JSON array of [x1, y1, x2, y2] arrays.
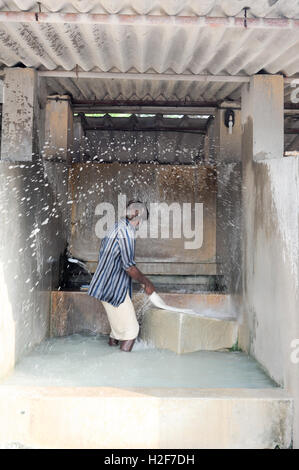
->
[[108, 337, 119, 346]]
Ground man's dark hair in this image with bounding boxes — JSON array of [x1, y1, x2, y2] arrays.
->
[[126, 200, 149, 220]]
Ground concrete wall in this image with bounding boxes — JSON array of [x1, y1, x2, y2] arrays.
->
[[204, 109, 243, 300], [240, 150, 299, 447], [240, 75, 299, 447], [85, 128, 204, 164], [0, 161, 69, 378], [214, 109, 242, 297], [44, 95, 73, 162], [1, 69, 46, 162], [214, 108, 242, 163], [68, 162, 217, 275], [216, 161, 242, 296]]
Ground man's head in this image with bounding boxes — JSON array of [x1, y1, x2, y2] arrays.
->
[[126, 200, 149, 228]]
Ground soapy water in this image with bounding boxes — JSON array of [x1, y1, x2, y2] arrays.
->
[[0, 334, 277, 389], [133, 289, 152, 324], [149, 291, 197, 315], [134, 288, 237, 326], [184, 308, 237, 322]]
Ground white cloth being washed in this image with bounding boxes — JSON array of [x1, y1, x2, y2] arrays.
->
[[149, 292, 197, 315]]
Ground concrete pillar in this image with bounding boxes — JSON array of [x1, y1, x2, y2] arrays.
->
[[214, 104, 242, 295], [214, 106, 242, 162], [73, 114, 86, 162], [204, 117, 215, 163], [1, 68, 39, 162], [44, 95, 73, 162], [240, 74, 299, 447], [241, 74, 284, 161]]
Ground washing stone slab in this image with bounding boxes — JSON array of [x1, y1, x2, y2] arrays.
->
[[140, 308, 239, 354]]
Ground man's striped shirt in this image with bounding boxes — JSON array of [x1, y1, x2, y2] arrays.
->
[[87, 217, 136, 306]]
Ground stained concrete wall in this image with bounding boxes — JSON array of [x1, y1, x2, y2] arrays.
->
[[240, 155, 299, 448], [203, 108, 243, 300], [216, 161, 242, 296], [85, 128, 204, 164], [1, 69, 46, 162], [0, 161, 69, 378], [214, 108, 242, 163], [203, 117, 216, 164], [73, 115, 86, 163], [44, 95, 73, 162], [68, 162, 217, 275], [240, 75, 299, 447]]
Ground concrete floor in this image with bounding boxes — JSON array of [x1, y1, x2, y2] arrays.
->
[[1, 334, 277, 389]]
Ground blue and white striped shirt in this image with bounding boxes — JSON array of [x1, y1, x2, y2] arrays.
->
[[87, 217, 136, 306]]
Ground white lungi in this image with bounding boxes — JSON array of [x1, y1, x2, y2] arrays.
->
[[101, 292, 139, 341]]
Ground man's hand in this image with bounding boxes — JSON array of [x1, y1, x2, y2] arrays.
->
[[126, 266, 155, 296], [143, 280, 155, 296]]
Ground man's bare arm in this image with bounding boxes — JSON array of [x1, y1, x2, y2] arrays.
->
[[126, 265, 155, 295]]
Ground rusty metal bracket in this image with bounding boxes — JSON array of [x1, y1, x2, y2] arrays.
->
[[243, 7, 250, 28], [35, 2, 41, 21]]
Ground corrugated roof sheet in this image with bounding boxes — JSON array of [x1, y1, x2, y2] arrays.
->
[[1, 1, 299, 18], [0, 2, 299, 103], [46, 76, 244, 103], [2, 20, 299, 75]]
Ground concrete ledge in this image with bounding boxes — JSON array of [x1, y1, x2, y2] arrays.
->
[[140, 308, 239, 354], [50, 291, 234, 338], [0, 386, 292, 449], [87, 262, 219, 275], [50, 290, 111, 337]]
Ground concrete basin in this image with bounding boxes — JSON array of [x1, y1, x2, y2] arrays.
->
[[140, 307, 238, 354]]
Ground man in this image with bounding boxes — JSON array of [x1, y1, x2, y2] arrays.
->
[[88, 200, 155, 352]]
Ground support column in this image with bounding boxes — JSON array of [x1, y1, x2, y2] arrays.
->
[[214, 105, 242, 162], [239, 74, 299, 447], [44, 95, 73, 162], [214, 104, 242, 295], [73, 114, 86, 162], [240, 74, 285, 353], [241, 74, 284, 161], [1, 67, 39, 162]]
